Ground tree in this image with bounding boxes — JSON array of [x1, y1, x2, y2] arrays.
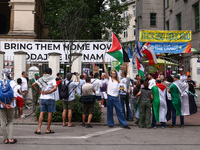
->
[[44, 0, 130, 40], [44, 0, 130, 72]]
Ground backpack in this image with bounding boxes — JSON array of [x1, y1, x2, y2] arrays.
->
[[0, 80, 14, 106], [60, 80, 72, 100]]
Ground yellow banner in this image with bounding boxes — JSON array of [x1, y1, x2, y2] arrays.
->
[[140, 30, 191, 42]]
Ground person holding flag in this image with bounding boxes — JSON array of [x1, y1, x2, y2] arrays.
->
[[168, 75, 186, 128], [103, 59, 131, 129], [151, 78, 167, 128]]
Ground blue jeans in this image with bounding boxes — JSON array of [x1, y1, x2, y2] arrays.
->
[[120, 94, 133, 120], [152, 108, 165, 127], [107, 95, 128, 127], [40, 99, 56, 113], [170, 101, 184, 125]]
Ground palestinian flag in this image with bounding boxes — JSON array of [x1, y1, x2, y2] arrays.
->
[[152, 83, 167, 123], [107, 33, 123, 71], [170, 82, 197, 116], [136, 57, 144, 78], [142, 42, 157, 66]]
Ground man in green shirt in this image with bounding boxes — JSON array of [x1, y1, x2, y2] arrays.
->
[[30, 73, 40, 111]]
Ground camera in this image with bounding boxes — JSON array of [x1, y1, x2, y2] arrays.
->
[[72, 72, 78, 75]]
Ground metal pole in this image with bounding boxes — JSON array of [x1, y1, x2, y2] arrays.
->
[[163, 0, 165, 30]]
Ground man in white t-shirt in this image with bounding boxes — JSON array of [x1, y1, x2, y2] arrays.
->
[[32, 68, 57, 134], [21, 71, 28, 94], [91, 73, 102, 111], [148, 73, 156, 89]]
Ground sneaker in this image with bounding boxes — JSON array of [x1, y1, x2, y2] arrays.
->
[[123, 125, 131, 129], [161, 126, 165, 129], [86, 123, 93, 128], [101, 105, 104, 108], [153, 126, 157, 129], [180, 125, 184, 128], [81, 123, 85, 127], [169, 125, 176, 128], [109, 125, 114, 128], [20, 114, 25, 119]]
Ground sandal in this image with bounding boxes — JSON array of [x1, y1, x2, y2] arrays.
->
[[9, 139, 17, 144], [45, 130, 55, 134], [4, 139, 9, 144], [68, 124, 75, 127], [34, 130, 41, 135]]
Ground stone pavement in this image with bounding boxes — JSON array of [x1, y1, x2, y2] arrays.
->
[[13, 106, 200, 126]]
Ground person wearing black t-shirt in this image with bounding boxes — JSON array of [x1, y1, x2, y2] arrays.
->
[[187, 75, 196, 93]]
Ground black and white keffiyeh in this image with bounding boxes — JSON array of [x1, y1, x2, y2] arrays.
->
[[37, 74, 54, 89], [1, 68, 11, 89]]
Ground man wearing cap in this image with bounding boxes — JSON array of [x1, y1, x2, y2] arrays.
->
[[169, 75, 186, 128], [30, 73, 40, 109]]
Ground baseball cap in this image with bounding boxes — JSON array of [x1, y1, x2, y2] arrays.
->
[[187, 75, 191, 77], [34, 73, 40, 77]]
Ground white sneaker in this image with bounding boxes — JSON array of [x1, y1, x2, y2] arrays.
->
[[101, 105, 104, 108], [21, 114, 26, 119]]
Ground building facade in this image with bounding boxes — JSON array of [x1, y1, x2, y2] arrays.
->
[[135, 0, 200, 88], [0, 0, 48, 39], [119, 0, 136, 50], [135, 0, 164, 40]]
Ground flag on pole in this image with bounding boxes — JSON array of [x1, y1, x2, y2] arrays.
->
[[132, 41, 144, 65], [122, 48, 130, 62], [136, 57, 144, 78], [128, 47, 133, 58], [141, 42, 157, 66], [107, 33, 123, 71]]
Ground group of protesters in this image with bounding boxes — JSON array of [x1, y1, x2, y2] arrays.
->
[[0, 63, 197, 144]]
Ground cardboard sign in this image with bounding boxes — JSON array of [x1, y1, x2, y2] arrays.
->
[[120, 63, 127, 72], [158, 65, 165, 74], [93, 66, 99, 74]]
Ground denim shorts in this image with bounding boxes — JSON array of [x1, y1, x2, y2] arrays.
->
[[96, 96, 102, 101], [40, 99, 56, 112]]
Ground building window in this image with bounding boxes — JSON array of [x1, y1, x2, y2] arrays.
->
[[194, 4, 199, 31], [167, 0, 169, 7], [133, 25, 136, 36], [123, 29, 128, 38], [177, 14, 181, 30], [133, 5, 136, 16], [150, 13, 156, 26], [124, 11, 128, 18], [166, 20, 169, 30]]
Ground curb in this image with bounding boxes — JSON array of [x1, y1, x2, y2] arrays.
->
[[13, 121, 200, 126]]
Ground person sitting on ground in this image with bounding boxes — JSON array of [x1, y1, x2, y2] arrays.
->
[[81, 77, 96, 128], [62, 73, 80, 127]]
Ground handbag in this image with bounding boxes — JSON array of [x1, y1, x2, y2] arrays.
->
[[79, 95, 96, 104]]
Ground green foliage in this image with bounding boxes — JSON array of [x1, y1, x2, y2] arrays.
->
[[44, 0, 130, 40], [34, 95, 101, 122]]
